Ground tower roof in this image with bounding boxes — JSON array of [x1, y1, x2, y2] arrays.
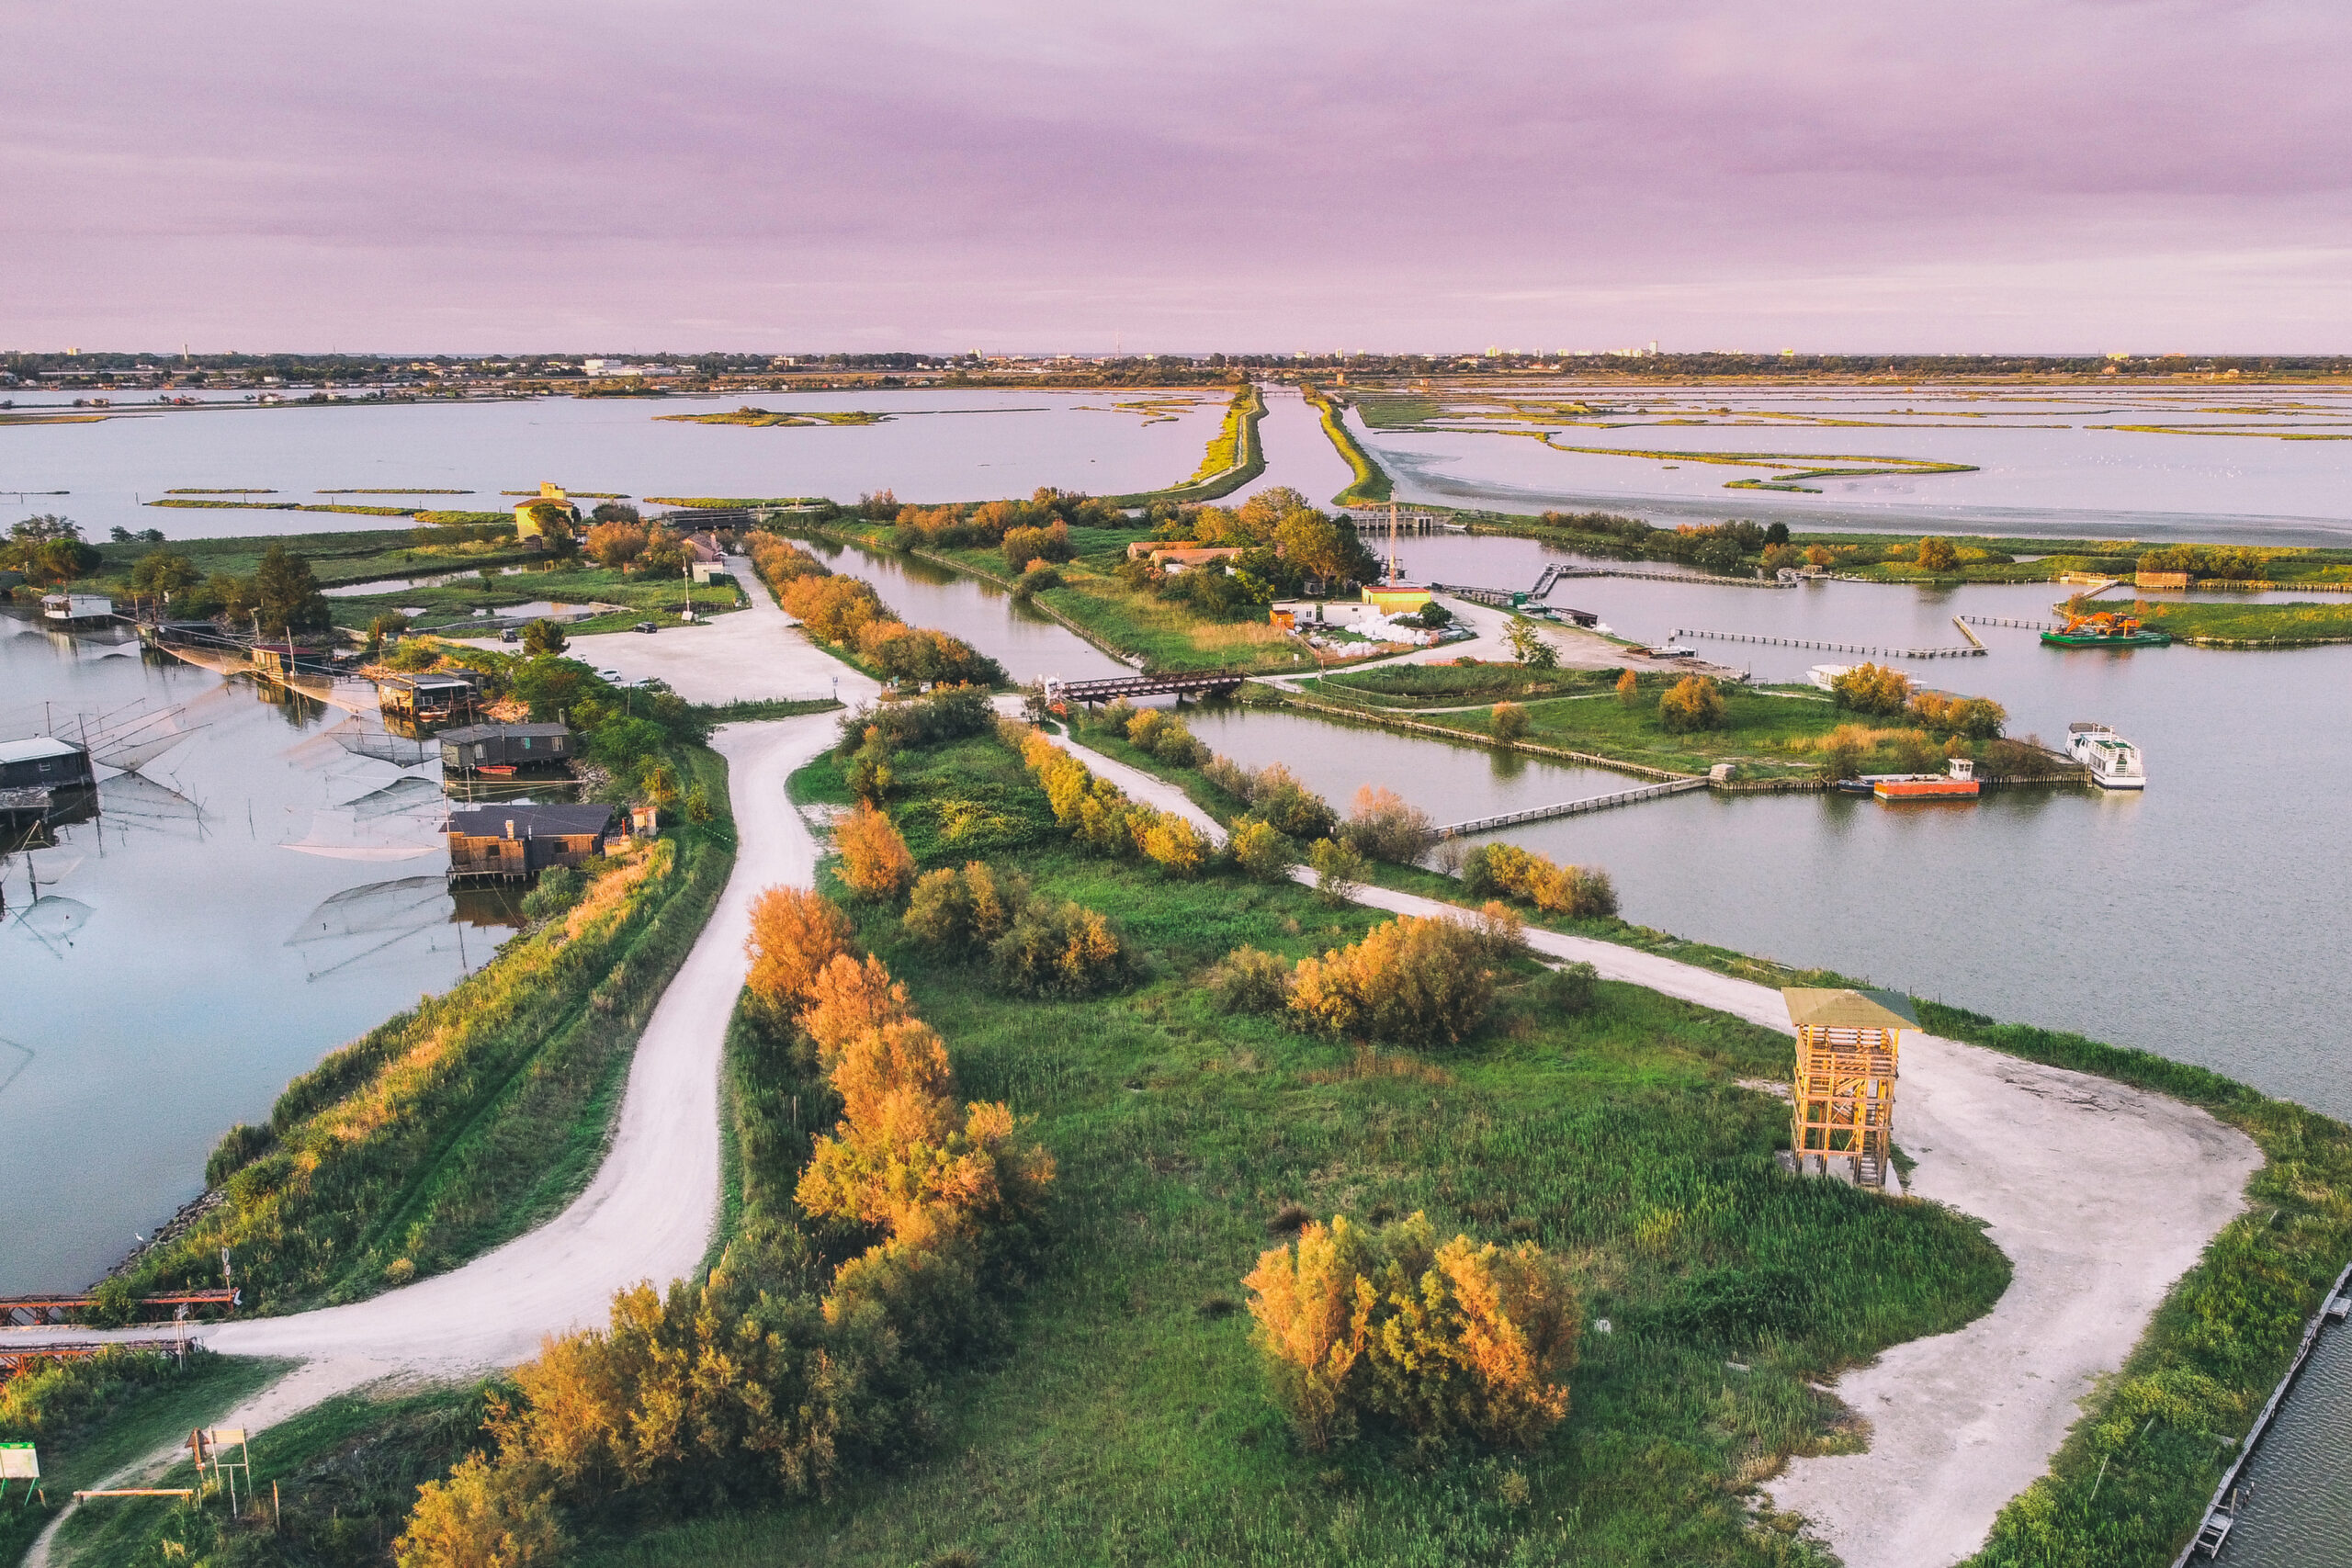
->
[[1781, 987, 1919, 1032]]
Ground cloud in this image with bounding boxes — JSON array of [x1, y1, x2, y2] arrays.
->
[[3, 0, 2345, 349]]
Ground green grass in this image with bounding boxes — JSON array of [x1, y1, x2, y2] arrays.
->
[[88, 526, 539, 592], [1306, 388, 1391, 504], [327, 560, 747, 634], [559, 731, 2009, 1567], [46, 1381, 491, 1568], [145, 498, 419, 517], [1, 1352, 291, 1568], [1106, 385, 1269, 505], [2131, 598, 2352, 645], [1316, 660, 1627, 708], [654, 409, 888, 427], [119, 747, 738, 1311], [695, 696, 845, 724]]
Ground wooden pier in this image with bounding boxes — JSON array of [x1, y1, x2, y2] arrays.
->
[[1, 1340, 190, 1381], [0, 1288, 239, 1329], [1960, 615, 2057, 632], [2174, 1258, 2352, 1562], [1668, 627, 1986, 660], [1433, 777, 1708, 839]]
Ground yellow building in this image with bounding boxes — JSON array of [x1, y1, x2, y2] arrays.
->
[[1362, 582, 1432, 615], [514, 481, 582, 541]]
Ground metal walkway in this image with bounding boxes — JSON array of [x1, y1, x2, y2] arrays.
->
[[1668, 627, 1986, 659]]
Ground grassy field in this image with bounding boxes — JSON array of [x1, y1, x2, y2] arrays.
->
[[0, 1352, 292, 1567], [326, 558, 747, 634], [2131, 597, 2352, 645], [1317, 660, 1631, 708], [1304, 388, 1390, 505], [87, 526, 539, 592], [550, 728, 2012, 1568]]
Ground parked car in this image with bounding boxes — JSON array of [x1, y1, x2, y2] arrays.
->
[[633, 621, 657, 634]]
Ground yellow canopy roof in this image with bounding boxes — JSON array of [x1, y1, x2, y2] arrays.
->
[[1781, 987, 1919, 1032]]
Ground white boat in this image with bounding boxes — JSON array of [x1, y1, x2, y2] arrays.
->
[[2067, 723, 2147, 790]]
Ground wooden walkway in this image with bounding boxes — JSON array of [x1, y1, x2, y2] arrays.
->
[[1048, 670, 1249, 705], [1669, 626, 1986, 659], [1435, 777, 1708, 838]]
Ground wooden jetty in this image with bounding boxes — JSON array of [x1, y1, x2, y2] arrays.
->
[[1433, 777, 1707, 839], [1960, 614, 2057, 632], [2175, 1258, 2352, 1562], [0, 1288, 239, 1329], [1668, 627, 1986, 660], [1, 1340, 190, 1381], [1047, 670, 1250, 706]]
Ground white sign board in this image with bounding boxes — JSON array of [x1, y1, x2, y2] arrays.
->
[[0, 1444, 38, 1480]]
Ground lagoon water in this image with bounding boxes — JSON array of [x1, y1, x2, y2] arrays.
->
[[0, 617, 515, 1294], [0, 388, 1231, 542], [1351, 383, 2352, 546]]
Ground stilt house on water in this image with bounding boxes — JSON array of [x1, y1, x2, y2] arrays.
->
[[447, 803, 615, 881], [0, 739, 96, 794], [1782, 987, 1916, 1190], [377, 669, 484, 724], [438, 723, 573, 776]]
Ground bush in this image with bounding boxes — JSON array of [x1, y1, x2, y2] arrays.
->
[[1016, 561, 1063, 593], [845, 724, 898, 801], [903, 862, 1029, 956], [1657, 675, 1724, 732], [1614, 669, 1638, 705], [1831, 661, 1913, 716], [1289, 915, 1501, 1046], [1543, 961, 1600, 1016], [835, 802, 916, 902], [1916, 536, 1959, 571], [395, 1452, 566, 1567], [849, 687, 997, 753], [1001, 522, 1073, 572], [1307, 836, 1366, 907], [746, 886, 856, 1025], [1242, 762, 1338, 841], [518, 865, 584, 924], [1342, 784, 1435, 865], [1231, 818, 1295, 881], [1909, 690, 2007, 739], [989, 897, 1129, 998], [1136, 810, 1207, 877], [1460, 843, 1617, 919], [206, 1121, 273, 1186], [1244, 1213, 1578, 1453], [1210, 946, 1293, 1014], [520, 618, 567, 655], [1490, 702, 1529, 744]]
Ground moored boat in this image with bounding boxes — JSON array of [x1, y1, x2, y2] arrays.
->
[[2067, 723, 2147, 789], [2041, 609, 2171, 649], [1872, 758, 1979, 801]]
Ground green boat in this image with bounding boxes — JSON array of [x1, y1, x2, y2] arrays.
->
[[2041, 627, 2172, 649]]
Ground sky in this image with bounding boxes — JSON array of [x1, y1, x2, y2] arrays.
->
[[6, 1, 2347, 355]]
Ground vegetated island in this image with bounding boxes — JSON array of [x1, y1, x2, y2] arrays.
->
[[655, 406, 890, 427], [34, 688, 2344, 1568]]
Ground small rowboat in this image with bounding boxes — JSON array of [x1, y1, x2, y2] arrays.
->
[[474, 764, 517, 777]]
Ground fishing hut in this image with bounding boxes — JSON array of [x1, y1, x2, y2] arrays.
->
[[447, 803, 615, 881], [377, 670, 481, 725], [0, 738, 96, 794], [438, 722, 573, 776], [1782, 987, 1917, 1190]]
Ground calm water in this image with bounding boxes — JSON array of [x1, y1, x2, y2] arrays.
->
[[1351, 383, 2352, 545], [0, 616, 515, 1293], [0, 388, 1230, 541]]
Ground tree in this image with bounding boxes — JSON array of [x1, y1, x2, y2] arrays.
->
[[395, 1453, 565, 1568], [835, 802, 915, 902], [129, 549, 199, 598], [1614, 669, 1639, 706], [584, 522, 647, 570], [1289, 915, 1499, 1045], [1657, 675, 1725, 732], [522, 618, 568, 654], [1231, 819, 1295, 881], [1490, 702, 1530, 745], [1308, 835, 1367, 907], [1830, 661, 1913, 716], [253, 543, 328, 634], [1343, 784, 1434, 864], [746, 886, 856, 1025], [1504, 619, 1557, 669], [1916, 536, 1960, 571]]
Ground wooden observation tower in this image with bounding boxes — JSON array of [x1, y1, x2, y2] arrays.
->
[[1781, 987, 1918, 1190]]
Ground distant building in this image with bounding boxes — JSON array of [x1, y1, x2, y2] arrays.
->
[[377, 670, 482, 724], [1361, 582, 1432, 615], [514, 482, 583, 543], [40, 593, 113, 624], [447, 803, 616, 880]]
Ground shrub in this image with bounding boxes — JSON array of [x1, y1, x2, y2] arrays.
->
[[1818, 723, 1871, 780], [584, 521, 647, 570], [745, 886, 856, 1025], [1136, 810, 1207, 877], [845, 724, 898, 800], [1909, 690, 2007, 739], [1289, 915, 1500, 1046], [1001, 522, 1073, 572], [1916, 536, 1959, 571], [1614, 668, 1638, 705], [989, 897, 1129, 998], [1460, 843, 1617, 919], [1202, 752, 1252, 800], [1342, 784, 1435, 865], [1210, 945, 1293, 1014], [206, 1122, 273, 1186], [1831, 661, 1913, 716], [782, 572, 890, 645], [1245, 1213, 1578, 1454], [1092, 699, 1139, 739], [520, 618, 567, 655], [1231, 818, 1295, 881], [1244, 763, 1338, 841], [851, 686, 996, 751], [1657, 675, 1724, 732], [798, 953, 914, 1066], [1307, 836, 1366, 907], [385, 638, 441, 672], [1490, 702, 1529, 744], [519, 865, 584, 924], [835, 802, 916, 902], [395, 1452, 565, 1567], [1504, 619, 1558, 670], [1543, 961, 1600, 1016], [903, 862, 1029, 955]]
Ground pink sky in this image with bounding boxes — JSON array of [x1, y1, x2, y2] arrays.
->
[[6, 1, 2346, 354]]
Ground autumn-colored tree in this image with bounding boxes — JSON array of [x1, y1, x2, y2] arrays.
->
[[1342, 784, 1435, 864], [1614, 668, 1639, 706], [798, 953, 914, 1066], [1657, 674, 1725, 733], [1460, 844, 1616, 919], [835, 801, 915, 901], [1242, 1213, 1374, 1451], [1830, 661, 1913, 716], [1288, 915, 1499, 1046], [394, 1452, 565, 1568], [584, 521, 647, 570], [1230, 818, 1295, 881], [1490, 701, 1530, 745], [744, 886, 855, 1027], [1307, 835, 1367, 907], [1137, 810, 1206, 877], [1916, 536, 1960, 571]]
